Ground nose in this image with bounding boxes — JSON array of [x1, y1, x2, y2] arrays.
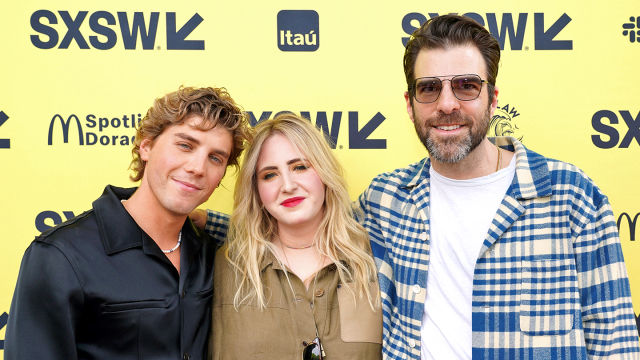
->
[[436, 80, 460, 114], [281, 172, 298, 193], [184, 153, 206, 176]]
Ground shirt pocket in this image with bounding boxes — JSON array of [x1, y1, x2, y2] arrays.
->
[[519, 259, 577, 336], [197, 286, 214, 301], [104, 299, 167, 312], [337, 282, 383, 344]]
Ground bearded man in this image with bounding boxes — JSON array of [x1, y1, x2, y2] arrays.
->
[[358, 14, 640, 360]]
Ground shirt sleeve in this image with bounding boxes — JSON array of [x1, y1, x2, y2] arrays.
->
[[4, 241, 84, 360], [358, 186, 387, 271], [204, 209, 230, 247], [574, 197, 640, 357]]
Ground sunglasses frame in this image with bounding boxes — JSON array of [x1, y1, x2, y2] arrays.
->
[[302, 336, 324, 360], [409, 74, 490, 104]]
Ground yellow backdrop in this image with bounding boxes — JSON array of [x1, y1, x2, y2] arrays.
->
[[1, 0, 639, 350]]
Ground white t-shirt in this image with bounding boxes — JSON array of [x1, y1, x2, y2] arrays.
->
[[421, 155, 516, 360]]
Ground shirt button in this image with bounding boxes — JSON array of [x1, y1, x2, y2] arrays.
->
[[408, 338, 416, 348], [413, 284, 421, 294], [182, 291, 186, 298], [315, 289, 324, 297], [294, 295, 303, 302], [419, 233, 427, 241], [183, 353, 190, 360]]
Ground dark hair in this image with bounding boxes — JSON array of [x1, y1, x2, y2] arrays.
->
[[129, 86, 249, 182], [403, 14, 500, 103]]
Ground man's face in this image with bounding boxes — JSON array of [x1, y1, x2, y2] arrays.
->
[[404, 45, 499, 163], [139, 116, 233, 216]]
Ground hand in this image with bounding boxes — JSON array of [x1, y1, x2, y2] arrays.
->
[[189, 209, 207, 230]]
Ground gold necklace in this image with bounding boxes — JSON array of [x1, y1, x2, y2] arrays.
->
[[278, 239, 323, 284], [494, 143, 502, 172]]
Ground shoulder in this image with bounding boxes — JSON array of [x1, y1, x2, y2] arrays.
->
[[543, 157, 607, 206], [362, 158, 428, 200], [34, 210, 98, 249]]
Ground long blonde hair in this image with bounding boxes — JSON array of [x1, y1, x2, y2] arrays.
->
[[226, 113, 379, 310]]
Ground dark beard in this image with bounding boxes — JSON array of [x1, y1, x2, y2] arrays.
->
[[413, 106, 491, 164]]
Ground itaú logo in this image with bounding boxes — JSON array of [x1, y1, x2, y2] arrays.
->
[[47, 114, 139, 146], [277, 10, 319, 51]]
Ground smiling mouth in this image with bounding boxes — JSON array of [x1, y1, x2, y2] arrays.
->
[[435, 125, 462, 131], [281, 197, 304, 207], [174, 179, 202, 191]]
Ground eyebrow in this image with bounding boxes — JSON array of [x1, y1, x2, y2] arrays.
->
[[175, 132, 230, 159], [257, 158, 308, 174]]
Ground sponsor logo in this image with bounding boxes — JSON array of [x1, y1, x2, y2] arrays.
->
[[617, 212, 639, 241], [622, 16, 640, 43], [402, 13, 572, 50], [277, 10, 319, 51], [246, 111, 385, 149], [0, 312, 7, 350], [591, 110, 640, 148], [30, 11, 204, 50], [35, 210, 77, 232], [48, 113, 140, 146], [0, 110, 9, 149], [488, 103, 523, 141]]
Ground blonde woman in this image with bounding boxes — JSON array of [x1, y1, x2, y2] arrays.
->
[[199, 113, 382, 359]]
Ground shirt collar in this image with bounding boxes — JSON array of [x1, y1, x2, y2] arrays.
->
[[399, 137, 552, 200], [92, 185, 202, 255]]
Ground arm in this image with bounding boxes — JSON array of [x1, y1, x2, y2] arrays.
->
[[4, 242, 84, 360], [203, 209, 230, 247], [575, 198, 640, 358]]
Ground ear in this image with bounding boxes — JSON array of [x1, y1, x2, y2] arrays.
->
[[404, 91, 415, 123], [489, 85, 499, 118], [139, 138, 153, 162]]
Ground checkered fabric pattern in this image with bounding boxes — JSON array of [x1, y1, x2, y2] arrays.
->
[[203, 210, 230, 248], [358, 137, 640, 360]]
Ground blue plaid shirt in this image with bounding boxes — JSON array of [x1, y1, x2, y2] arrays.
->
[[358, 137, 640, 360]]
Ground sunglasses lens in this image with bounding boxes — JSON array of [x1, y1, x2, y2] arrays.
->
[[302, 338, 323, 360], [414, 78, 442, 103], [452, 75, 483, 100]]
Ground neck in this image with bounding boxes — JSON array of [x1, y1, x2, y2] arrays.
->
[[276, 221, 321, 249], [123, 184, 186, 247], [429, 137, 498, 180]]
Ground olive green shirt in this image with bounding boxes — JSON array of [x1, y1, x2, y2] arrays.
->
[[210, 245, 382, 359]]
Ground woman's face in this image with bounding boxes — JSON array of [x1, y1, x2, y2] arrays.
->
[[255, 133, 326, 232]]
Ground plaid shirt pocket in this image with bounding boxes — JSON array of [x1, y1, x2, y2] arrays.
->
[[519, 258, 578, 336]]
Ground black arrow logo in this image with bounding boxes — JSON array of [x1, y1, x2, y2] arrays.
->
[[534, 13, 573, 50], [0, 312, 8, 349], [0, 111, 9, 149], [166, 13, 204, 50], [349, 112, 386, 149]]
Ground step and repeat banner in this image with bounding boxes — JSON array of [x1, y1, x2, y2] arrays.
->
[[1, 0, 639, 350]]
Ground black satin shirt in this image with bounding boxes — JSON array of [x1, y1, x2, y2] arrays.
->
[[5, 186, 228, 360]]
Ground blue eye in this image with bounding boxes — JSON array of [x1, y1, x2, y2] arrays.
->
[[293, 164, 309, 171], [262, 173, 276, 180]]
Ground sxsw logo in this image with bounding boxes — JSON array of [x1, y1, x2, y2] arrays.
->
[[402, 12, 572, 50], [277, 10, 319, 51], [622, 16, 640, 43], [30, 10, 204, 50], [591, 110, 640, 148], [48, 113, 140, 146], [36, 211, 78, 232], [247, 111, 385, 149], [0, 110, 9, 149]]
